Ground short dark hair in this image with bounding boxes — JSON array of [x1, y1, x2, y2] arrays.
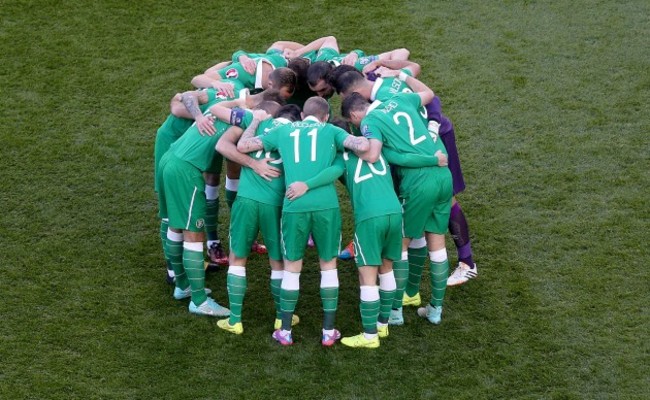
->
[[255, 100, 281, 116], [335, 70, 366, 95], [307, 61, 333, 88], [330, 117, 351, 133], [341, 92, 370, 119], [260, 88, 286, 105], [274, 104, 302, 122], [328, 65, 362, 93], [287, 57, 310, 91], [269, 67, 297, 96], [303, 96, 329, 120]]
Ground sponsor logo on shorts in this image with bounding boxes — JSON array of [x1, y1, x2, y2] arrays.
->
[[225, 68, 238, 79], [196, 219, 205, 229]]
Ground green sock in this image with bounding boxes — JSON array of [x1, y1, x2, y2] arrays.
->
[[183, 245, 207, 305], [166, 236, 188, 289], [360, 301, 380, 334], [430, 258, 450, 307], [270, 275, 283, 319], [406, 246, 427, 296], [359, 287, 380, 334], [378, 289, 395, 324], [225, 189, 237, 209], [391, 258, 409, 309], [205, 198, 219, 242], [320, 286, 339, 330], [227, 268, 247, 324], [280, 289, 299, 331]]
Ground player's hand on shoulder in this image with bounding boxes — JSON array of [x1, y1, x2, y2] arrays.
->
[[212, 81, 235, 98], [251, 157, 280, 181], [239, 55, 257, 74], [196, 114, 216, 136]]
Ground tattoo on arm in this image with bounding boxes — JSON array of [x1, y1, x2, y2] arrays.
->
[[343, 135, 369, 152], [181, 93, 202, 119], [237, 119, 264, 153]]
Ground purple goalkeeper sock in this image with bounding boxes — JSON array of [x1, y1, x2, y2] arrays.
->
[[448, 202, 475, 268]]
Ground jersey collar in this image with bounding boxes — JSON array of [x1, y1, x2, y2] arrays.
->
[[255, 58, 275, 90], [370, 78, 383, 101], [367, 100, 382, 113], [303, 115, 321, 123]]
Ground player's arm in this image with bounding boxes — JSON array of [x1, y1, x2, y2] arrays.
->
[[208, 103, 247, 125], [341, 49, 365, 66], [377, 48, 410, 61], [357, 138, 382, 163], [382, 148, 447, 168], [342, 134, 369, 153], [230, 50, 258, 74], [171, 90, 210, 119], [204, 60, 232, 75], [363, 60, 421, 76], [216, 126, 280, 181], [401, 72, 434, 106], [267, 40, 305, 54], [286, 155, 345, 200], [289, 36, 339, 58], [216, 98, 247, 110], [335, 125, 369, 153], [191, 73, 236, 97], [236, 110, 271, 153], [169, 90, 215, 135]]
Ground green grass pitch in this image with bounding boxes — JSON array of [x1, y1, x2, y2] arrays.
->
[[1, 1, 648, 399]]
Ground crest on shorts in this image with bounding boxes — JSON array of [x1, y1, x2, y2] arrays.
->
[[195, 219, 205, 229], [225, 68, 238, 79]]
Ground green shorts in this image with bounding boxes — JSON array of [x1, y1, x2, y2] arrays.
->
[[158, 154, 207, 232], [229, 197, 282, 261], [399, 167, 453, 238], [353, 214, 403, 267], [281, 208, 341, 261]]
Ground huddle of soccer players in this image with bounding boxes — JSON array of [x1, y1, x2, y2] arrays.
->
[[153, 35, 478, 349]]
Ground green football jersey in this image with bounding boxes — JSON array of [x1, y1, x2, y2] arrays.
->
[[369, 72, 427, 125], [169, 109, 230, 172], [361, 93, 445, 160], [218, 53, 287, 89], [341, 151, 401, 223], [314, 47, 377, 71], [261, 116, 349, 212], [156, 88, 219, 144], [156, 80, 246, 144], [236, 111, 290, 207]]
